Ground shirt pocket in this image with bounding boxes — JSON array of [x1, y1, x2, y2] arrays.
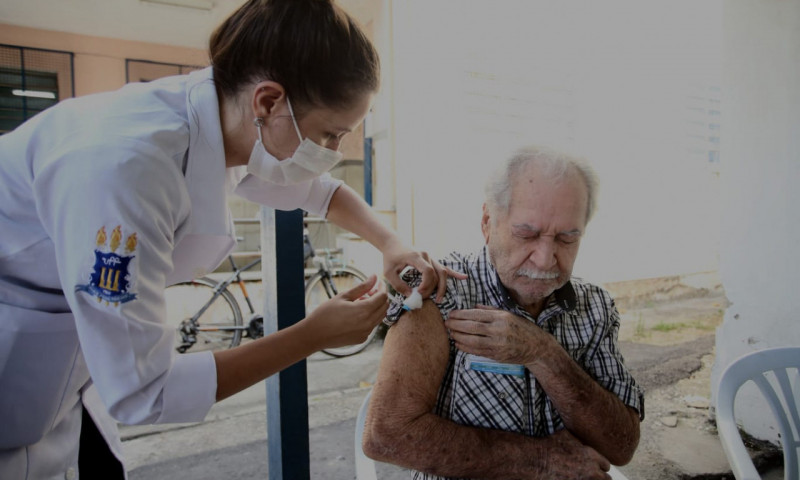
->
[[449, 350, 527, 434]]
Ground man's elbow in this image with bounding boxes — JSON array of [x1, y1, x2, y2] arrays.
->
[[607, 446, 635, 466], [361, 430, 385, 462], [604, 425, 640, 466], [362, 415, 402, 463]]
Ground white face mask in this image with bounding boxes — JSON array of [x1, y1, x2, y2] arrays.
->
[[246, 97, 343, 185]]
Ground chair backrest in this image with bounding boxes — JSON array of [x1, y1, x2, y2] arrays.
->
[[715, 346, 800, 480], [354, 389, 632, 480]]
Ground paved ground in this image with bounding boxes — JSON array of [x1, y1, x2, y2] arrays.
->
[[122, 344, 411, 479], [121, 291, 785, 479]]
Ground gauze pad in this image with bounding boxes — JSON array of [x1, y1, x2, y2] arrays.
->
[[402, 287, 423, 311]]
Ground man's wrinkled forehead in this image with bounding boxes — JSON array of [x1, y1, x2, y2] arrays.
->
[[508, 166, 590, 224]]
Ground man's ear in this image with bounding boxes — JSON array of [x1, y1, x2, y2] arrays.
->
[[481, 204, 491, 243], [251, 81, 286, 119]]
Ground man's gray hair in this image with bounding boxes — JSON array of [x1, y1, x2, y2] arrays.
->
[[484, 145, 599, 224]]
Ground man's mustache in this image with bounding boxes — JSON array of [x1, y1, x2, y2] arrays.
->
[[515, 269, 559, 280]]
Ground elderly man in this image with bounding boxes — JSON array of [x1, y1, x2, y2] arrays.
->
[[363, 146, 644, 480]]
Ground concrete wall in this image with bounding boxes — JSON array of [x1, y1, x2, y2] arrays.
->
[[710, 0, 800, 443], [381, 1, 724, 286]]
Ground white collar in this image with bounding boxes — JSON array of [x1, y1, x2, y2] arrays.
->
[[184, 67, 230, 236]]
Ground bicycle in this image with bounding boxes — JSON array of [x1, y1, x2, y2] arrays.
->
[[167, 254, 264, 353], [166, 223, 378, 357]]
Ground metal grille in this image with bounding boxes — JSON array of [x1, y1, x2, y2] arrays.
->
[[0, 44, 74, 134], [125, 59, 204, 83]]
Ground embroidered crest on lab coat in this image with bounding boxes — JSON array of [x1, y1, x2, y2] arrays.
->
[[76, 225, 138, 306]]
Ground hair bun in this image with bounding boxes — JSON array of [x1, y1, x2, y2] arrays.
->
[[211, 0, 379, 107], [281, 0, 334, 5]]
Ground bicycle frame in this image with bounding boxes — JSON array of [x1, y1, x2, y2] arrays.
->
[[311, 256, 340, 298], [227, 255, 261, 315], [186, 256, 262, 334]]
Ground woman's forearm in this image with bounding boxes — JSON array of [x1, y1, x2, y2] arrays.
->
[[325, 184, 399, 252], [213, 276, 388, 402], [213, 320, 320, 401]]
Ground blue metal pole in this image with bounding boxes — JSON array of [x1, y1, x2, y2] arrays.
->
[[363, 136, 373, 206], [263, 208, 310, 480]]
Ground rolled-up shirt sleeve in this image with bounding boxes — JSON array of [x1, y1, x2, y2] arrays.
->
[[581, 300, 645, 420], [385, 257, 462, 327], [159, 351, 216, 423], [33, 141, 216, 425]]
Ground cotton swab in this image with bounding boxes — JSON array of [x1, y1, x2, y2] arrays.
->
[[401, 287, 423, 311]]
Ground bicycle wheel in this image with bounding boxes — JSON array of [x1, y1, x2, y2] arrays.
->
[[304, 267, 377, 357], [164, 277, 243, 353]]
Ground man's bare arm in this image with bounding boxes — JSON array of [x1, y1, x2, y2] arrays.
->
[[363, 301, 612, 480], [526, 333, 640, 465], [446, 307, 640, 465]]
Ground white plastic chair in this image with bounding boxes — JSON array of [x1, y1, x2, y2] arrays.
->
[[715, 346, 800, 480], [355, 390, 379, 480], [354, 390, 632, 479]]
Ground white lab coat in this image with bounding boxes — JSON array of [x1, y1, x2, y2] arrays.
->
[[0, 67, 343, 479]]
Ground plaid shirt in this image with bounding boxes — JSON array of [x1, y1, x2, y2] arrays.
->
[[385, 246, 644, 480]]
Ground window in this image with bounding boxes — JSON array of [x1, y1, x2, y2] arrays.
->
[[125, 59, 204, 83], [0, 45, 74, 134]]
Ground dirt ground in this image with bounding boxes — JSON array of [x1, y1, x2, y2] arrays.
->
[[617, 295, 728, 346], [605, 284, 783, 479]]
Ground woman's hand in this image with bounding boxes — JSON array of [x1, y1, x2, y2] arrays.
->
[[323, 186, 465, 302], [382, 241, 467, 302], [214, 275, 387, 401], [303, 275, 389, 351]]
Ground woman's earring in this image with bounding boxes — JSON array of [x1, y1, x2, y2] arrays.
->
[[253, 118, 265, 142]]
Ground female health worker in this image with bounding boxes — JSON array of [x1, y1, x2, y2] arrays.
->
[[0, 0, 463, 478]]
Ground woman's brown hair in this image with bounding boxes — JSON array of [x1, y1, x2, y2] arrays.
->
[[209, 0, 380, 111]]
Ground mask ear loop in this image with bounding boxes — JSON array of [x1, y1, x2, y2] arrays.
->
[[253, 117, 265, 143], [285, 97, 305, 142]]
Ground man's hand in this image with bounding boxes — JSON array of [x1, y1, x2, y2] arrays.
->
[[535, 430, 613, 480], [447, 304, 641, 466], [445, 304, 553, 366]]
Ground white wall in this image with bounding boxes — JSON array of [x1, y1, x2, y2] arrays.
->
[[387, 0, 724, 284], [710, 0, 800, 442]]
